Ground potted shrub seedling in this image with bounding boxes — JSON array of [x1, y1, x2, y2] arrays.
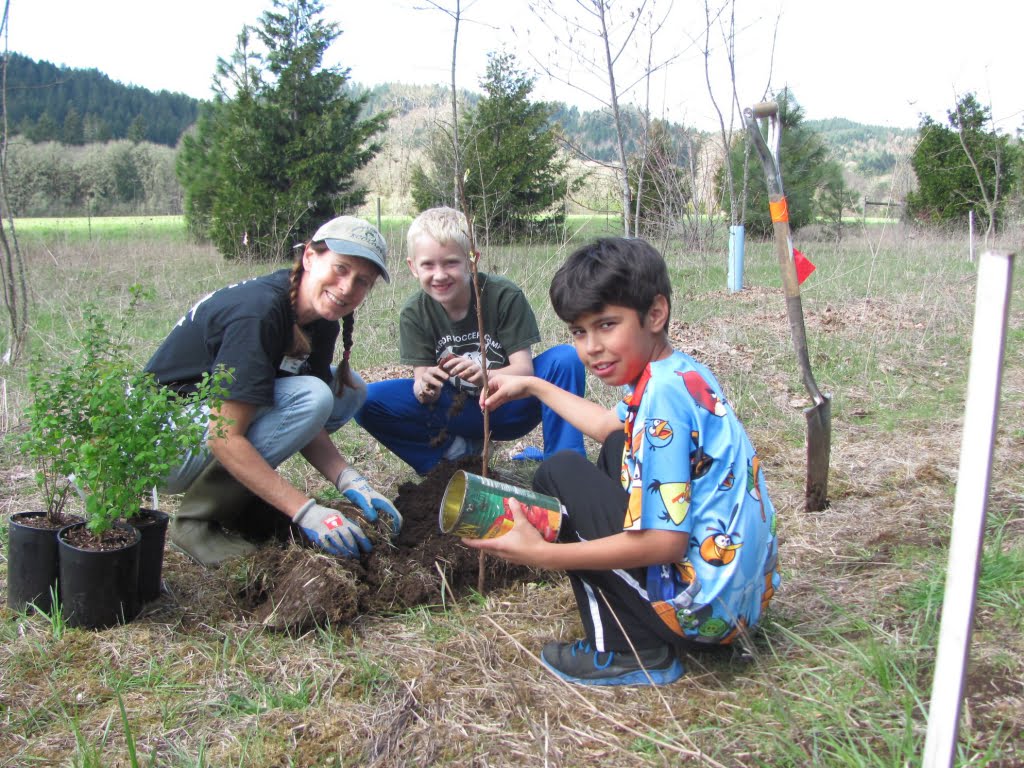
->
[[8, 372, 85, 614], [25, 290, 230, 628]]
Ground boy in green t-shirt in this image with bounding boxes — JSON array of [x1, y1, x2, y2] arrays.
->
[[356, 207, 586, 474]]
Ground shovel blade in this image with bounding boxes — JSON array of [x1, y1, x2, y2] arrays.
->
[[804, 395, 832, 511]]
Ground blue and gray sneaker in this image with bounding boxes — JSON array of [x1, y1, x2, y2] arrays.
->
[[540, 639, 685, 686]]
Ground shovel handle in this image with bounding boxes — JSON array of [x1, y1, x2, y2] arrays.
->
[[747, 99, 831, 510], [745, 102, 826, 408], [744, 105, 783, 197], [748, 102, 778, 119]]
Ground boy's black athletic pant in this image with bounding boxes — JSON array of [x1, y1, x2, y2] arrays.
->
[[533, 429, 688, 653]]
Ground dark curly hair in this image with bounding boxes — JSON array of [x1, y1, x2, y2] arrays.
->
[[549, 237, 672, 326]]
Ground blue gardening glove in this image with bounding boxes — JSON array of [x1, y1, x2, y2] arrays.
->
[[511, 445, 544, 461], [335, 467, 403, 536], [293, 500, 372, 558]]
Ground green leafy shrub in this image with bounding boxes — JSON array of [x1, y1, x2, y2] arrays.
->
[[21, 361, 79, 523], [20, 287, 231, 539]]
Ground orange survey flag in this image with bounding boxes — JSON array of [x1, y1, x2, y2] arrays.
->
[[793, 248, 816, 285]]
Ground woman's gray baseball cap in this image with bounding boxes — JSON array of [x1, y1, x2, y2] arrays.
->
[[311, 215, 390, 283]]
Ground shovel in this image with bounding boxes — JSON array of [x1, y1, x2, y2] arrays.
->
[[744, 101, 831, 511]]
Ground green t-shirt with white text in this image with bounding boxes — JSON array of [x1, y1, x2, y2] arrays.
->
[[398, 273, 540, 394]]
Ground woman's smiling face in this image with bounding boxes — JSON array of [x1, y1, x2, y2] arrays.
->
[[298, 246, 380, 324]]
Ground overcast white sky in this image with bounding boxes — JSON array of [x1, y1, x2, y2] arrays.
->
[[8, 0, 1021, 132]]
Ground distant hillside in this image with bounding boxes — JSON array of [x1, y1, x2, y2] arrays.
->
[[806, 117, 917, 176], [357, 81, 692, 164], [3, 53, 914, 175], [5, 52, 201, 146], [360, 82, 918, 172], [1, 57, 919, 216], [360, 82, 478, 117]]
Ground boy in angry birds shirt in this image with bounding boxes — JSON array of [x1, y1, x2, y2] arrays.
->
[[467, 237, 780, 686]]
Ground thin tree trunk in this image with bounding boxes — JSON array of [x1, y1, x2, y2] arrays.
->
[[595, 1, 632, 236], [432, 0, 490, 593], [632, 24, 656, 238], [449, 0, 461, 203], [703, 0, 738, 226], [0, 1, 28, 364], [954, 99, 1000, 245]]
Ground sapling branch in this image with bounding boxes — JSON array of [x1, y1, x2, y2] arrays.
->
[[454, 173, 492, 475], [455, 172, 492, 595], [440, 1, 492, 593]]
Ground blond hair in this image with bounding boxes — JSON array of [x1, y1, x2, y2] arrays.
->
[[406, 207, 473, 260]]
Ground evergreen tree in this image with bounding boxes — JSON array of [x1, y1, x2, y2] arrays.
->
[[413, 51, 570, 240], [127, 115, 148, 143], [905, 93, 1016, 231], [409, 134, 458, 213], [5, 53, 199, 146], [177, 0, 386, 260], [30, 111, 58, 143], [1012, 119, 1024, 219], [83, 113, 112, 143], [815, 162, 858, 241], [177, 29, 262, 246], [109, 144, 144, 208], [720, 90, 852, 237], [462, 52, 569, 239], [62, 107, 84, 145]]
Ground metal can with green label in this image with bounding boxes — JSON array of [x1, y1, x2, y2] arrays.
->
[[439, 470, 563, 542]]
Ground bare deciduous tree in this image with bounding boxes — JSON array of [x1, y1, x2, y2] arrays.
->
[[421, 0, 495, 592], [630, 3, 661, 236], [527, 0, 681, 236], [953, 92, 1008, 245], [700, 0, 776, 227], [420, 0, 468, 201], [0, 0, 28, 364], [620, 1, 776, 252]]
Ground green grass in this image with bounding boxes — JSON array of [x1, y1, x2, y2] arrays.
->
[[215, 676, 316, 716], [900, 524, 1024, 629], [14, 215, 191, 244], [746, 621, 928, 765]]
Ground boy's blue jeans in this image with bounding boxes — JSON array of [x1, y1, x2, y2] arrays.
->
[[162, 372, 366, 494], [356, 345, 586, 475]]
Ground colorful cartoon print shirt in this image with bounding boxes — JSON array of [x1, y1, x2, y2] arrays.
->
[[615, 350, 780, 644]]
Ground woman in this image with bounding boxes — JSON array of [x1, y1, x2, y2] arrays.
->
[[146, 216, 401, 567]]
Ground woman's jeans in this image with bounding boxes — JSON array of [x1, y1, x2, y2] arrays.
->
[[162, 372, 366, 494]]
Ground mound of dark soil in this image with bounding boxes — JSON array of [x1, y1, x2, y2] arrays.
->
[[235, 458, 545, 633]]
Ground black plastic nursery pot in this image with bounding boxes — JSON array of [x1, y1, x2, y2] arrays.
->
[[58, 522, 141, 629], [7, 511, 62, 613], [131, 508, 170, 603]]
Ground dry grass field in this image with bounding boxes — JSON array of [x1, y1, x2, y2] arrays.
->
[[1, 217, 1022, 766]]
